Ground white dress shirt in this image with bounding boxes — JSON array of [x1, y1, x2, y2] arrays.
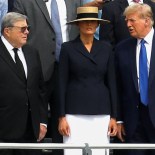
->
[[136, 28, 154, 86], [127, 0, 143, 5], [1, 35, 28, 78], [45, 0, 69, 42]]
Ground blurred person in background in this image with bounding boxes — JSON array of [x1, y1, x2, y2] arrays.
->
[[0, 0, 7, 35]]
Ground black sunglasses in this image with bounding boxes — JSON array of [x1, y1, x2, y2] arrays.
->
[[9, 25, 30, 33]]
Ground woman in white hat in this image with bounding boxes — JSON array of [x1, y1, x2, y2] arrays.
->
[[58, 6, 118, 155]]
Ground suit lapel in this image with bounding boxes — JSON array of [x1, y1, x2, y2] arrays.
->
[[91, 39, 103, 57], [22, 46, 33, 83], [35, 0, 53, 28], [149, 34, 155, 88], [73, 37, 97, 64], [0, 39, 26, 82], [130, 39, 139, 92]]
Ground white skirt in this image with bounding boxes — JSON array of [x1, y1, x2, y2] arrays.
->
[[63, 114, 110, 155]]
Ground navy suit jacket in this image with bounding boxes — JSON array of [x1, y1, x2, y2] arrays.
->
[[115, 33, 155, 140], [58, 37, 118, 118], [100, 0, 155, 48], [0, 38, 48, 140]]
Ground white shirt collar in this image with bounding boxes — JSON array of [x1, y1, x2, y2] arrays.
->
[[127, 0, 143, 5], [137, 28, 154, 45], [1, 35, 22, 52]]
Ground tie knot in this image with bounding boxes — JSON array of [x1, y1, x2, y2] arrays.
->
[[141, 39, 146, 45], [13, 48, 18, 53]]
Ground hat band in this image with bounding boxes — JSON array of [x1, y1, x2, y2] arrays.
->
[[76, 13, 98, 19]]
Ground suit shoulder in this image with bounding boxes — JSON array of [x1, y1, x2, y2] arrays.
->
[[98, 40, 112, 49], [23, 44, 38, 55], [115, 37, 136, 55], [116, 37, 136, 47], [102, 0, 125, 19], [61, 36, 81, 47], [61, 41, 73, 48], [23, 44, 35, 50], [145, 0, 155, 7], [60, 41, 74, 56], [102, 0, 121, 9]]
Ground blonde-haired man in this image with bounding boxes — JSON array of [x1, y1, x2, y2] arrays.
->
[[116, 3, 155, 155]]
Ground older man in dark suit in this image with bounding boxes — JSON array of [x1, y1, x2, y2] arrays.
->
[[0, 12, 48, 155], [115, 3, 155, 155]]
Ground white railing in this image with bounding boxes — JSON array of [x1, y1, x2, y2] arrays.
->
[[0, 143, 155, 155]]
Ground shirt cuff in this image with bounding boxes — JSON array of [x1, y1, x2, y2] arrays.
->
[[40, 123, 47, 128], [117, 121, 123, 124]]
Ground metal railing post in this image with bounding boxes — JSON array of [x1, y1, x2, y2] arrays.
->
[[105, 149, 108, 155], [82, 143, 92, 155]]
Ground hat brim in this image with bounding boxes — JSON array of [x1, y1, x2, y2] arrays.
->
[[67, 18, 110, 24]]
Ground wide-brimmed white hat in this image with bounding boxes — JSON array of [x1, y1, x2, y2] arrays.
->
[[67, 7, 110, 24]]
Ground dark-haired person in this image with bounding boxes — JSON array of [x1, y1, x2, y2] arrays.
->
[[58, 6, 118, 155]]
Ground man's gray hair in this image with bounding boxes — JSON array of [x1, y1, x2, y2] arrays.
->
[[1, 12, 28, 34]]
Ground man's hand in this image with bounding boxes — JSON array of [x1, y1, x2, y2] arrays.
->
[[37, 124, 47, 142], [117, 123, 126, 142]]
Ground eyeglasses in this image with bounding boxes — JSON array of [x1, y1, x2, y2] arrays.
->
[[8, 25, 30, 33]]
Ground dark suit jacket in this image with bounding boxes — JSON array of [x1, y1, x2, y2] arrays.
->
[[58, 37, 117, 118], [115, 33, 155, 140], [13, 0, 83, 81], [0, 38, 48, 140], [8, 0, 14, 11], [99, 0, 155, 48]]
